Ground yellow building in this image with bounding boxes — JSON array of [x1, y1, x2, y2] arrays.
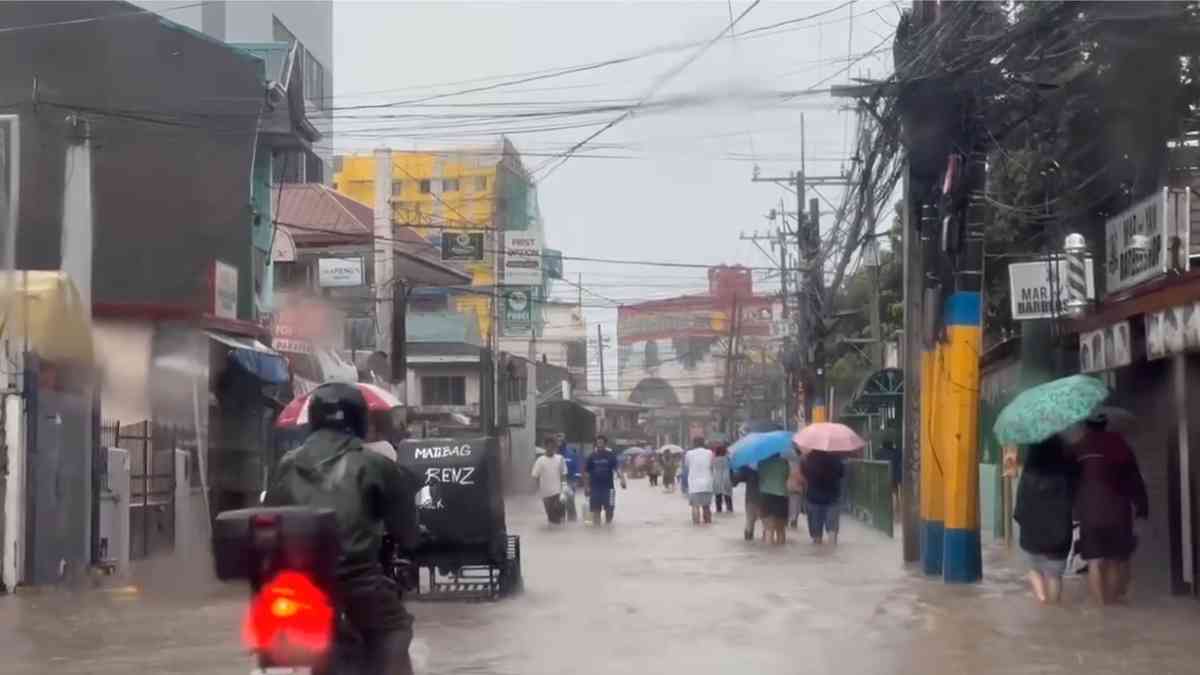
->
[[334, 138, 533, 338]]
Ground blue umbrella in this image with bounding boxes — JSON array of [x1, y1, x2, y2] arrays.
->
[[729, 431, 796, 471]]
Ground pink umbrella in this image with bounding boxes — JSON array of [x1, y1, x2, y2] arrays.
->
[[276, 382, 402, 428], [792, 423, 866, 453]]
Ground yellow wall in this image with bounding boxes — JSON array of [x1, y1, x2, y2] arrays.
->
[[335, 151, 501, 338]]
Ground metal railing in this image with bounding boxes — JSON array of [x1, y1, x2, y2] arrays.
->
[[844, 459, 894, 537]]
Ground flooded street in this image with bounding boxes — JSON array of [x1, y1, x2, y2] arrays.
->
[[1, 481, 1198, 675]]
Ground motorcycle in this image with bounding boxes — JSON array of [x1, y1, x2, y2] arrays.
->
[[213, 487, 433, 674]]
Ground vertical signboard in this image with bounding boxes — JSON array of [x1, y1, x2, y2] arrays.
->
[[503, 232, 542, 286], [213, 260, 238, 319], [501, 286, 533, 336]]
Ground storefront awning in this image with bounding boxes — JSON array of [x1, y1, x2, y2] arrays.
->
[[207, 331, 289, 384]]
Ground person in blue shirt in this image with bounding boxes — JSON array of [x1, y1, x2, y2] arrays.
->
[[584, 435, 627, 526]]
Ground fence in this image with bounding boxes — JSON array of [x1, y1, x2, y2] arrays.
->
[[99, 420, 195, 560], [844, 459, 894, 537]]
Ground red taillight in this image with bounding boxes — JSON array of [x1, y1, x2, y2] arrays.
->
[[242, 570, 334, 660]]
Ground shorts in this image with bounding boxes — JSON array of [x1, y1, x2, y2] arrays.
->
[[589, 489, 615, 512], [761, 494, 790, 520], [688, 491, 713, 507], [1078, 526, 1137, 561], [1024, 552, 1068, 578]]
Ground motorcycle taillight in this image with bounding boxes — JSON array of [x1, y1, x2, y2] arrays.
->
[[243, 570, 334, 664]]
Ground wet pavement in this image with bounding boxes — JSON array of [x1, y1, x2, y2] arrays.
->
[[2, 481, 1199, 674]]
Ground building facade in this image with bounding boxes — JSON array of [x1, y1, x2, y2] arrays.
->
[[617, 266, 783, 443], [138, 0, 334, 182]]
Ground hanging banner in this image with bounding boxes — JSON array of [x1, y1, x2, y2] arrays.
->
[[1007, 257, 1096, 320], [1079, 320, 1132, 373], [1146, 301, 1200, 361], [501, 286, 533, 337], [1104, 187, 1190, 296]]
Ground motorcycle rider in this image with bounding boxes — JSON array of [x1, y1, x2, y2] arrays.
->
[[264, 383, 419, 675]]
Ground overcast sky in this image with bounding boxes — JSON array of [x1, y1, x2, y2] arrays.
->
[[332, 1, 898, 392]]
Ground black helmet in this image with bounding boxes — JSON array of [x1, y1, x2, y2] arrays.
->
[[308, 383, 368, 439]]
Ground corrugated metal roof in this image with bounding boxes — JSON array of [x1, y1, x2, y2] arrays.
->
[[277, 183, 371, 245]]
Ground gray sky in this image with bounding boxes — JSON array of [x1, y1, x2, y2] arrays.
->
[[332, 1, 898, 392]]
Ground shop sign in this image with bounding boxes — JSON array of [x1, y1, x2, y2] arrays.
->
[[1146, 302, 1200, 361], [501, 286, 533, 337], [503, 232, 542, 286], [318, 257, 364, 288], [440, 231, 485, 261], [1007, 258, 1095, 320], [1104, 188, 1190, 296], [213, 260, 238, 319], [1079, 320, 1132, 373]]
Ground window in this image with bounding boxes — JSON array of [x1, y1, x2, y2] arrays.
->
[[391, 181, 405, 196], [442, 178, 460, 192], [566, 340, 587, 367], [693, 385, 715, 406], [419, 179, 432, 194], [643, 340, 659, 369], [506, 373, 527, 403], [474, 176, 488, 191], [422, 376, 466, 406], [304, 49, 326, 109]]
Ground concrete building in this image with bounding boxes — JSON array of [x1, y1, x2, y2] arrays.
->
[[334, 140, 545, 345], [617, 266, 784, 444], [138, 0, 334, 182], [534, 300, 588, 392]]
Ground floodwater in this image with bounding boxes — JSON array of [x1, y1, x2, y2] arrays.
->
[[1, 481, 1198, 674]]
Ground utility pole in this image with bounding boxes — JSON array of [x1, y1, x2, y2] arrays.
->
[[752, 114, 856, 426], [740, 223, 788, 425], [596, 323, 607, 397], [721, 294, 742, 434]]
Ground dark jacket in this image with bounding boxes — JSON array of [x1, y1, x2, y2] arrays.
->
[[1014, 439, 1078, 558], [801, 451, 845, 505], [265, 429, 420, 578]]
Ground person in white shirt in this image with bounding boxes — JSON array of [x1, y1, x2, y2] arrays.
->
[[683, 437, 716, 525], [531, 443, 568, 524]]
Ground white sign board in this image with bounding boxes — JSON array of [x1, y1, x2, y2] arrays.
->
[[1105, 187, 1190, 296], [1146, 302, 1200, 361], [1079, 320, 1132, 373], [213, 260, 238, 319], [318, 257, 365, 288], [503, 232, 542, 286], [1008, 257, 1096, 320]]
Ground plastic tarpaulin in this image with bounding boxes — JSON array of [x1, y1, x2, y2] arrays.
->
[[396, 436, 505, 555], [206, 331, 289, 384]]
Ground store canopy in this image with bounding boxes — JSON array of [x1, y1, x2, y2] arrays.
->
[[0, 271, 94, 365], [207, 331, 289, 384]]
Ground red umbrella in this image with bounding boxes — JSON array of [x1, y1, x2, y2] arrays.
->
[[276, 382, 402, 428]]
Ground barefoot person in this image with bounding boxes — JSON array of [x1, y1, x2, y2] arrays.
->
[[684, 438, 715, 525], [531, 439, 567, 525], [1013, 437, 1077, 604]]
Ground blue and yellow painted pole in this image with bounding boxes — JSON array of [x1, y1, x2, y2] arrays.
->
[[941, 291, 983, 583], [919, 344, 943, 575]]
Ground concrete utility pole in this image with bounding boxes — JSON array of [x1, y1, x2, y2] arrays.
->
[[740, 222, 789, 424], [752, 114, 856, 426]]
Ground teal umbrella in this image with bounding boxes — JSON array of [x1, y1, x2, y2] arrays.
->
[[992, 374, 1110, 445]]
